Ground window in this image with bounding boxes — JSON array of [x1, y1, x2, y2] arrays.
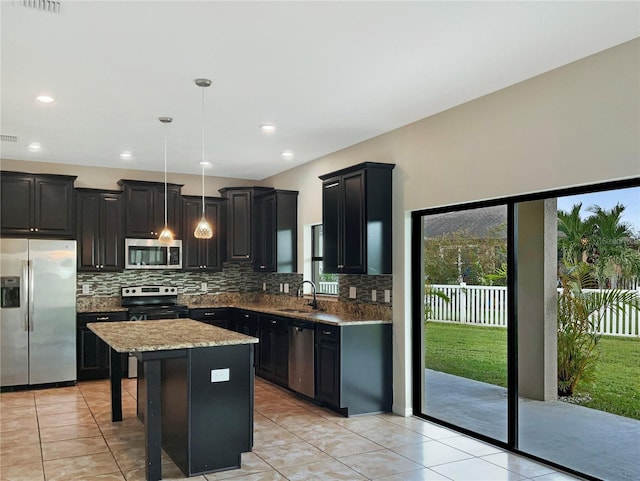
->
[[311, 225, 338, 295]]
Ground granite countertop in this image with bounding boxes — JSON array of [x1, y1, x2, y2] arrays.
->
[[224, 304, 391, 326], [88, 319, 259, 353]]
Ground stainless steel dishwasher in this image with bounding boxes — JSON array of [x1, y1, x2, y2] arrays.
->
[[288, 320, 315, 398]]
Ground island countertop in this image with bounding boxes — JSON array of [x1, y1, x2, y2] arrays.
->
[[88, 318, 259, 353]]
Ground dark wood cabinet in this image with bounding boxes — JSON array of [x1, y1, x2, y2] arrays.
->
[[258, 315, 289, 386], [218, 187, 273, 262], [315, 325, 341, 406], [77, 311, 128, 381], [118, 180, 183, 238], [1, 171, 76, 237], [320, 162, 394, 274], [315, 323, 392, 416], [254, 190, 298, 272], [76, 189, 123, 271], [189, 307, 233, 330], [233, 310, 260, 367], [182, 195, 226, 271]]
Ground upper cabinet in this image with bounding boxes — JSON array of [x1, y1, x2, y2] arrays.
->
[[118, 180, 182, 238], [320, 162, 394, 274], [253, 190, 298, 273], [182, 195, 226, 271], [76, 189, 123, 271], [218, 187, 272, 262], [1, 171, 76, 237]]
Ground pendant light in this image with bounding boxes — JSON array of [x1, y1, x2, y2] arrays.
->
[[193, 78, 213, 239], [158, 116, 174, 245]]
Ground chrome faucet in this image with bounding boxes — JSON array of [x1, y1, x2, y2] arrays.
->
[[297, 280, 318, 310]]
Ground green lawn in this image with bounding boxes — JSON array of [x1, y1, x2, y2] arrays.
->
[[424, 321, 640, 420]]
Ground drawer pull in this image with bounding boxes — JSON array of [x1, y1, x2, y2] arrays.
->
[[204, 312, 216, 316], [322, 330, 332, 335], [244, 314, 249, 318], [325, 182, 339, 189], [96, 316, 109, 321], [271, 320, 277, 324]]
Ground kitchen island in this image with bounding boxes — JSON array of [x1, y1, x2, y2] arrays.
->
[[88, 319, 258, 481]]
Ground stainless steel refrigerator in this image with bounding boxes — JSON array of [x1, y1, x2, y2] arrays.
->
[[1, 239, 77, 387]]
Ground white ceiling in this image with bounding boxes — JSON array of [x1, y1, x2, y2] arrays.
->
[[1, 1, 639, 180]]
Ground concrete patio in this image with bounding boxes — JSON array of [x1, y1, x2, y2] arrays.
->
[[425, 369, 640, 481]]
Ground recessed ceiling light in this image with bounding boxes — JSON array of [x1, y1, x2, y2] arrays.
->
[[260, 124, 276, 135], [36, 95, 55, 104], [28, 142, 41, 152], [281, 150, 294, 161], [119, 151, 133, 160]]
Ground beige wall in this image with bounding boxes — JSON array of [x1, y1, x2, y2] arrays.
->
[[2, 39, 638, 416], [263, 39, 640, 415], [0, 158, 262, 195]]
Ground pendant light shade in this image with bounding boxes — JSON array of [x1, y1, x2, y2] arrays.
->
[[194, 78, 213, 240], [158, 116, 174, 245]]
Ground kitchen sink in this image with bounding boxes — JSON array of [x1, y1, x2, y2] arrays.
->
[[277, 308, 312, 314]]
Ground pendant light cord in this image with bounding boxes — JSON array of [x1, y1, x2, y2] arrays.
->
[[201, 85, 206, 217], [164, 122, 168, 228]]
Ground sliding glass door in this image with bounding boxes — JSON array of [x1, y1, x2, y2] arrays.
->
[[416, 204, 511, 444]]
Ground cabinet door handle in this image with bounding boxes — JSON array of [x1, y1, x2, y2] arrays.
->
[[34, 228, 39, 232], [338, 264, 344, 268], [270, 320, 277, 324], [30, 228, 34, 232], [325, 182, 340, 189], [204, 312, 216, 316], [100, 265, 104, 269], [96, 316, 109, 321], [244, 314, 249, 318], [260, 265, 266, 269], [322, 330, 332, 335]]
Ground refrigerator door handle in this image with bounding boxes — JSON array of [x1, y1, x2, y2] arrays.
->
[[22, 260, 29, 331], [28, 260, 34, 331]]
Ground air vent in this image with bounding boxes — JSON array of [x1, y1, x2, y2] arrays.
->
[[0, 134, 18, 143], [22, 0, 61, 14]]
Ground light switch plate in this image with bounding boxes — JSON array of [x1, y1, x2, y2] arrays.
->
[[211, 368, 230, 383], [263, 282, 267, 291], [284, 283, 289, 293], [371, 289, 377, 302], [349, 286, 357, 299], [384, 290, 391, 303]]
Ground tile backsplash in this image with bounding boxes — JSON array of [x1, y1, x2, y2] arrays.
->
[[77, 264, 392, 307]]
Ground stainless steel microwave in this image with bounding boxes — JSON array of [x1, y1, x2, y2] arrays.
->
[[125, 239, 182, 269]]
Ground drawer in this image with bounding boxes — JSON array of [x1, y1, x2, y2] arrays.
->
[[77, 311, 127, 327], [260, 315, 289, 330], [316, 323, 340, 341], [189, 308, 230, 322]]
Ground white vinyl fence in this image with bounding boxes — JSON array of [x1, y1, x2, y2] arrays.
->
[[319, 281, 339, 295], [427, 283, 640, 337]]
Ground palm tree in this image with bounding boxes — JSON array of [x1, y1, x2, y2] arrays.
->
[[557, 203, 593, 265], [587, 204, 640, 288], [557, 261, 639, 397]]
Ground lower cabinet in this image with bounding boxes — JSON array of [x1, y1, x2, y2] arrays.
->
[[233, 310, 260, 367], [257, 315, 289, 387], [77, 311, 128, 381], [315, 323, 392, 416], [189, 308, 234, 330]]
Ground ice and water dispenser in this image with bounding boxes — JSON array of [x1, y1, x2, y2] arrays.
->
[[1, 276, 21, 308]]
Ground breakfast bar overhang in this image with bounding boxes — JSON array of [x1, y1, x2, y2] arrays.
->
[[88, 319, 258, 481]]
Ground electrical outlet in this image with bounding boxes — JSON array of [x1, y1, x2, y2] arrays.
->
[[201, 282, 207, 292], [384, 290, 391, 303], [82, 284, 91, 295], [349, 286, 357, 299], [284, 283, 289, 293], [279, 283, 283, 292], [263, 282, 267, 291], [210, 368, 230, 383], [371, 289, 377, 302]]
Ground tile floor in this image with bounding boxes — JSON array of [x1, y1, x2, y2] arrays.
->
[[0, 378, 586, 481]]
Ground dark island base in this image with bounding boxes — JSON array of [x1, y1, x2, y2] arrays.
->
[[160, 344, 254, 476], [112, 344, 254, 481]]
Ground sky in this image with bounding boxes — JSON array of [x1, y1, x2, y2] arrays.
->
[[556, 186, 640, 236]]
